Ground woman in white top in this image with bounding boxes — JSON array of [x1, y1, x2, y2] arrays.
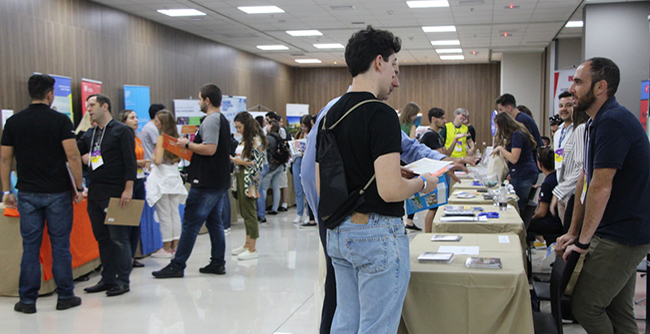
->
[[146, 110, 188, 257]]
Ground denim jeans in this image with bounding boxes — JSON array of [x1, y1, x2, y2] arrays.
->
[[87, 198, 134, 286], [261, 165, 283, 212], [256, 164, 268, 219], [222, 192, 231, 230], [17, 192, 75, 303], [292, 157, 306, 216], [171, 186, 228, 270], [511, 172, 538, 213], [326, 213, 410, 334]]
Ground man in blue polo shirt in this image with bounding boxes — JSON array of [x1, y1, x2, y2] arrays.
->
[[495, 93, 544, 149], [557, 57, 650, 334]]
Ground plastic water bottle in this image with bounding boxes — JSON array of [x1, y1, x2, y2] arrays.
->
[[498, 183, 508, 212]]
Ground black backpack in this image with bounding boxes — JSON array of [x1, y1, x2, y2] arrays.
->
[[317, 99, 382, 229], [269, 132, 290, 165]]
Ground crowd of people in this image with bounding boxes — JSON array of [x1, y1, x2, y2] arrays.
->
[[3, 25, 649, 334]]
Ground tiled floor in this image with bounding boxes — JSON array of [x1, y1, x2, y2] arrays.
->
[[0, 209, 647, 333]]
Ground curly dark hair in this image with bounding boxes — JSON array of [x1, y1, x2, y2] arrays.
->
[[345, 25, 401, 77]]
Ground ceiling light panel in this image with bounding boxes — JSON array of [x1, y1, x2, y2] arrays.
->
[[257, 45, 289, 50], [295, 59, 322, 64], [157, 9, 206, 17], [430, 40, 461, 45], [440, 55, 465, 60], [406, 1, 450, 8], [422, 26, 456, 32], [565, 21, 584, 28], [435, 48, 463, 53], [313, 43, 345, 49], [286, 30, 323, 37], [238, 6, 285, 14]]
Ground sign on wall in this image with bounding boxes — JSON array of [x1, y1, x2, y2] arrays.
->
[[173, 95, 247, 140], [552, 69, 575, 116], [124, 85, 151, 131], [286, 103, 309, 136], [37, 73, 73, 121], [81, 79, 102, 115]]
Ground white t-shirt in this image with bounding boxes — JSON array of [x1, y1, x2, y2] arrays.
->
[[553, 122, 574, 177]]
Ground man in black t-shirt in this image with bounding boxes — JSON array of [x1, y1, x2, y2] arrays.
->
[[527, 148, 563, 246], [315, 26, 438, 333], [418, 107, 448, 232], [1, 74, 84, 313]]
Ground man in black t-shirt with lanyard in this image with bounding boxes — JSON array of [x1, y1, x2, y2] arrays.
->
[[419, 107, 448, 232], [1, 74, 84, 313], [315, 26, 438, 333]]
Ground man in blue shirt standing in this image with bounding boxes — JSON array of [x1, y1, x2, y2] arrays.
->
[[496, 93, 544, 149], [557, 57, 650, 334], [302, 59, 475, 334]]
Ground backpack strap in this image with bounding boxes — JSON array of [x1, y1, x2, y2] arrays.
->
[[321, 99, 384, 131]]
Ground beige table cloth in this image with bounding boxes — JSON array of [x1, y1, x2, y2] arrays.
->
[[399, 233, 534, 334], [448, 189, 519, 214]]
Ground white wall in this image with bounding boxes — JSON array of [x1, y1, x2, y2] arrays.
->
[[556, 38, 582, 71], [584, 2, 650, 118], [500, 52, 544, 124]]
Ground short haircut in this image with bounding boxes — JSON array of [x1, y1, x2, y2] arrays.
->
[[344, 25, 402, 77], [495, 93, 516, 108], [87, 93, 112, 112], [28, 74, 55, 100], [541, 136, 551, 147], [148, 103, 166, 119], [454, 108, 468, 116], [586, 57, 620, 98], [537, 147, 555, 171], [517, 105, 533, 118], [266, 111, 280, 121], [558, 91, 572, 100], [428, 108, 445, 123], [199, 83, 222, 108]]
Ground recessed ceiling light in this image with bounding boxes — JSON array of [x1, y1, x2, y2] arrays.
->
[[440, 55, 465, 60], [435, 48, 463, 53], [238, 6, 284, 14], [565, 21, 584, 28], [295, 59, 322, 64], [500, 32, 512, 37], [406, 1, 450, 8], [471, 51, 479, 55], [422, 25, 456, 33], [257, 45, 289, 51], [313, 43, 345, 49], [330, 5, 355, 10], [430, 40, 460, 46], [287, 30, 323, 37], [504, 4, 520, 9], [157, 9, 206, 17]]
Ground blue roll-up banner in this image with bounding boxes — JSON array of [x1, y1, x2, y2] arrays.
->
[[40, 74, 73, 121], [124, 85, 150, 131]]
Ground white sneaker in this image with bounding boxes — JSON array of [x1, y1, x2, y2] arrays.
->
[[224, 228, 231, 235], [231, 246, 248, 255], [237, 250, 258, 260], [293, 215, 303, 224], [150, 248, 172, 258]]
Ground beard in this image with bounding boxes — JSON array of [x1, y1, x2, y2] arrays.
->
[[573, 89, 596, 113]]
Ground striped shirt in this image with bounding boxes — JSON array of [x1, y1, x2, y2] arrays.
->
[[552, 123, 586, 202]]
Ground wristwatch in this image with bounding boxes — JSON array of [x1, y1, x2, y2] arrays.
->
[[419, 176, 427, 192], [574, 240, 590, 250], [2, 190, 12, 195], [76, 187, 84, 193], [185, 142, 190, 149]]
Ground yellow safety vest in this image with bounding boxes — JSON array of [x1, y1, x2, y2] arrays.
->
[[444, 122, 469, 158]]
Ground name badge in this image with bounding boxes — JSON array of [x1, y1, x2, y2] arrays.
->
[[554, 148, 564, 163], [580, 174, 587, 204], [137, 167, 145, 178], [454, 142, 463, 152], [90, 149, 104, 170]]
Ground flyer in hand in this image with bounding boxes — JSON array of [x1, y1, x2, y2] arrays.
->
[[405, 175, 448, 215], [162, 134, 193, 161]]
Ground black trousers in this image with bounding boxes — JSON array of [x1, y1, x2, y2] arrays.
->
[[87, 197, 134, 286], [317, 212, 336, 334]]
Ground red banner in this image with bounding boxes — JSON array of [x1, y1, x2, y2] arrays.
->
[[81, 78, 102, 115]]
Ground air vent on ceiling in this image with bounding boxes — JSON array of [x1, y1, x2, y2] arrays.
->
[[459, 0, 484, 5], [330, 5, 355, 10], [291, 53, 305, 56], [221, 33, 259, 39], [352, 22, 365, 25]]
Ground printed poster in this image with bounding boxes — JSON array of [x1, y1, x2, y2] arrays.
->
[[124, 85, 150, 131], [552, 69, 575, 116], [286, 103, 309, 136], [41, 74, 73, 121], [81, 79, 102, 115]]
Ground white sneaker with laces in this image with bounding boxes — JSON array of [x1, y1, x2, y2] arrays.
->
[[293, 215, 303, 224], [231, 246, 248, 255], [237, 250, 258, 260], [151, 248, 172, 258]]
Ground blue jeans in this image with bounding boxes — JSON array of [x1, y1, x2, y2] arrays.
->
[[261, 165, 283, 212], [511, 172, 538, 213], [17, 192, 75, 303], [256, 164, 268, 219], [222, 192, 231, 230], [171, 187, 228, 270], [87, 198, 133, 286], [292, 157, 306, 216], [326, 213, 410, 333]]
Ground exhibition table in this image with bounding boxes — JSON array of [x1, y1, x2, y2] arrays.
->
[[448, 189, 519, 213], [0, 201, 100, 297], [398, 233, 534, 334]]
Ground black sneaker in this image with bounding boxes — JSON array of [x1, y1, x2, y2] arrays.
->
[[56, 296, 81, 310], [405, 224, 422, 231], [152, 264, 184, 278], [258, 217, 267, 223], [132, 260, 145, 268], [267, 210, 278, 215], [299, 222, 317, 228], [199, 262, 226, 275], [278, 206, 288, 212], [14, 302, 36, 314]]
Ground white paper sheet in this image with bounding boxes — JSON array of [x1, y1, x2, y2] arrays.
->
[[438, 246, 480, 255], [404, 158, 453, 176]]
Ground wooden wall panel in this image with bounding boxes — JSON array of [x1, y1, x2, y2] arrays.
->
[[0, 0, 293, 125], [291, 63, 501, 151]]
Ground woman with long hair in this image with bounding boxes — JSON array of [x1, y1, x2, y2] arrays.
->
[[145, 110, 187, 257], [231, 112, 267, 260], [399, 102, 420, 139], [118, 109, 149, 267], [292, 115, 316, 226], [492, 112, 538, 213]]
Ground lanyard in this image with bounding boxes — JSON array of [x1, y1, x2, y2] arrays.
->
[[584, 119, 593, 184], [558, 123, 572, 148], [90, 119, 110, 153]]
